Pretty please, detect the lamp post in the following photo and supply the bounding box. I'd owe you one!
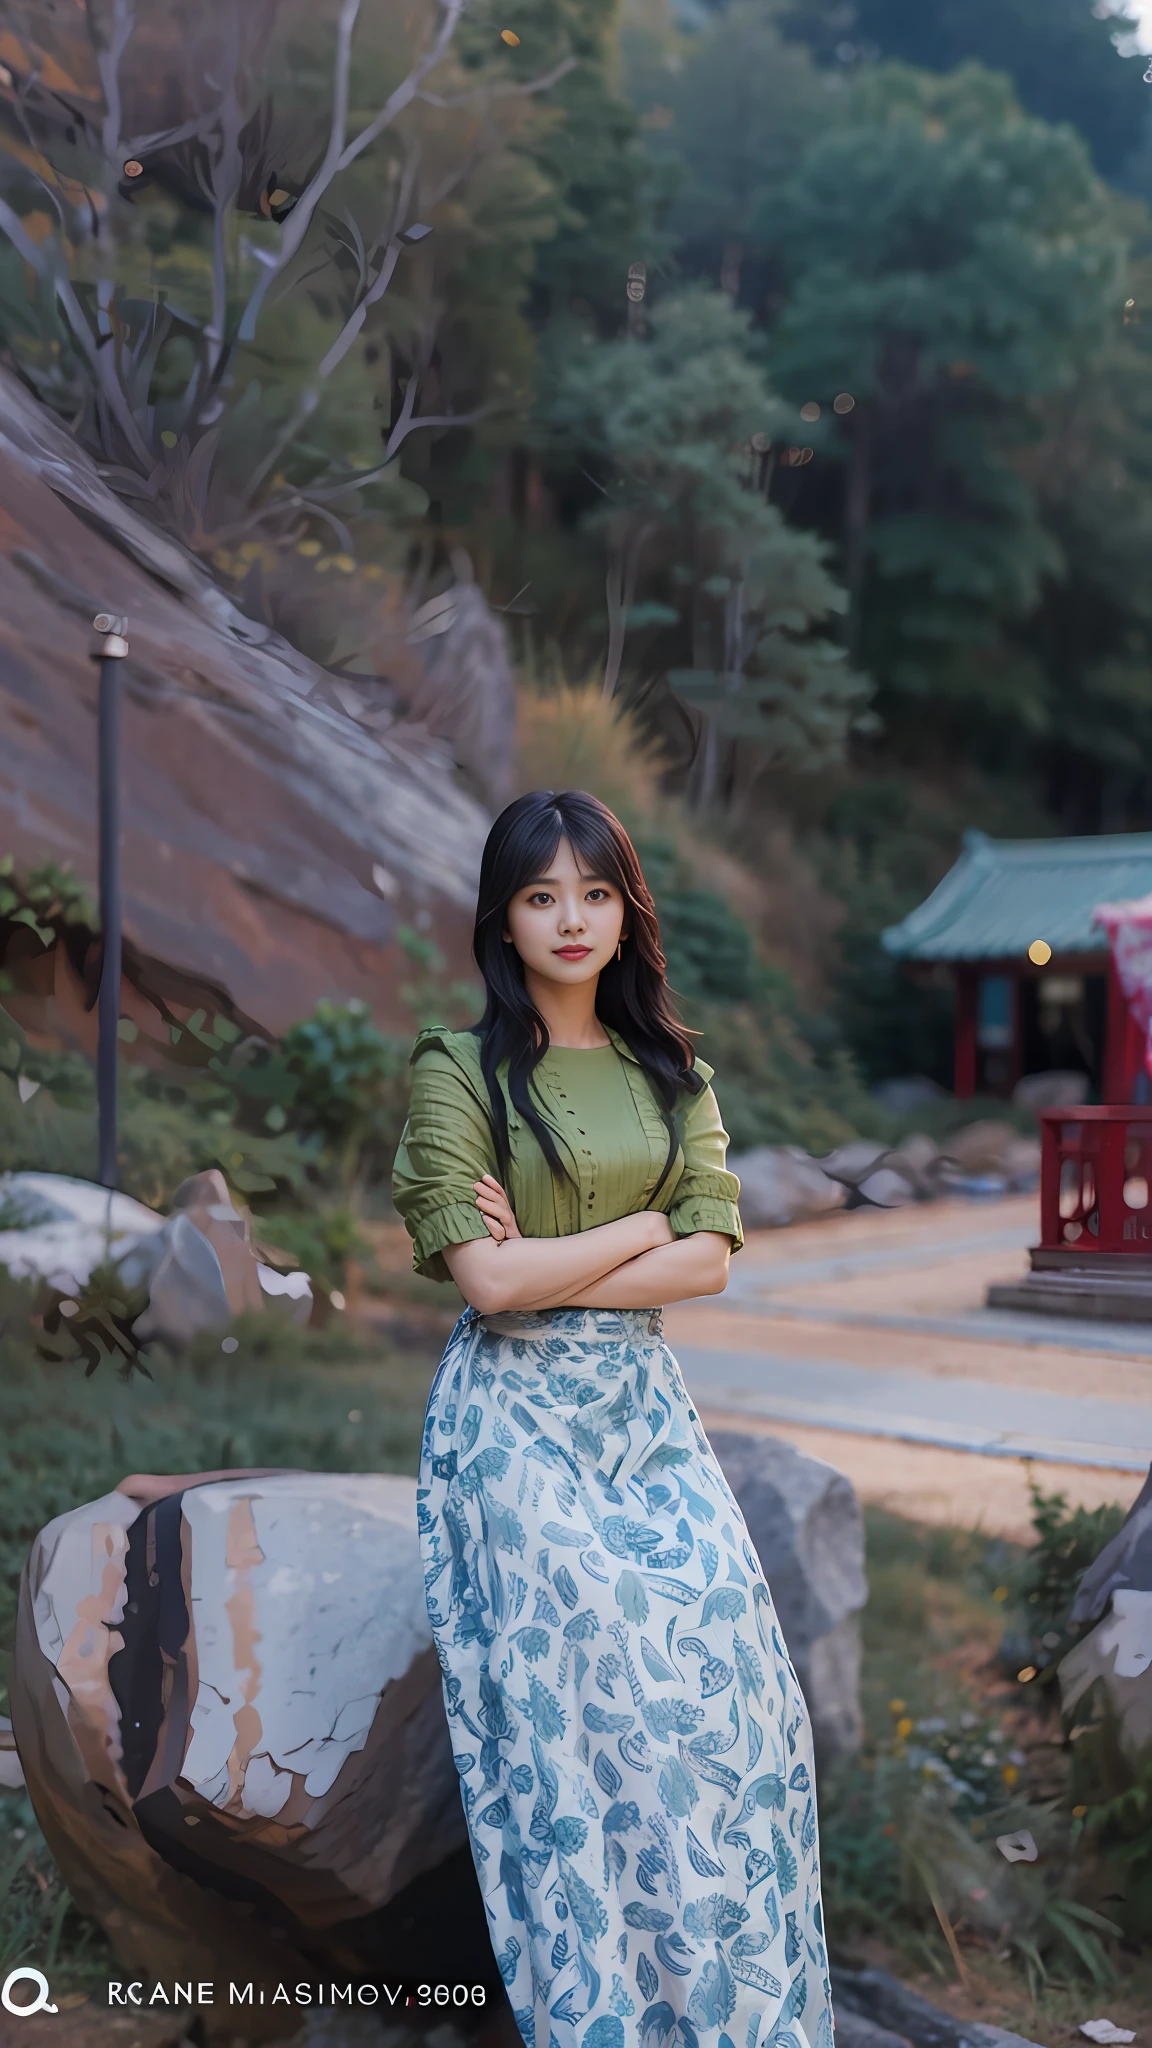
[90,611,129,1190]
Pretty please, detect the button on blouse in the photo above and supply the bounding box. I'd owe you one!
[392,1025,743,1283]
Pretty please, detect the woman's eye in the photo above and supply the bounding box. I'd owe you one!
[529,892,553,906]
[586,889,609,902]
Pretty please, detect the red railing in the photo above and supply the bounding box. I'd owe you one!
[1040,1106,1152,1254]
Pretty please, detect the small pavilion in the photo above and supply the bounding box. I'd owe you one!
[882,830,1152,1102]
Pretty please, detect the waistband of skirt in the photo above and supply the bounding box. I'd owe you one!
[473,1306,664,1343]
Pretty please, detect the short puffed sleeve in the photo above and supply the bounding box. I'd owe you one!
[667,1078,743,1251]
[392,1032,498,1281]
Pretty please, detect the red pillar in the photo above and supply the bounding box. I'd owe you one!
[955,966,977,1099]
[1103,953,1144,1104]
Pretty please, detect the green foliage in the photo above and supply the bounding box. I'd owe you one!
[766,62,1124,701]
[478,0,652,332]
[1020,1479,1129,1645]
[544,286,867,762]
[281,998,411,1189]
[811,777,968,1084]
[635,829,879,1150]
[782,0,1147,180]
[637,833,760,1003]
[626,0,837,292]
[0,1788,112,1997]
[0,856,96,948]
[0,0,565,571]
[820,1501,1147,2001]
[989,1476,1132,1709]
[254,1206,371,1293]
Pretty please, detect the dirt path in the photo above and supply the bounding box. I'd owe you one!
[666,1195,1149,1538]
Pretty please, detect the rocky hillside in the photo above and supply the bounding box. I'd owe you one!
[0,370,511,1046]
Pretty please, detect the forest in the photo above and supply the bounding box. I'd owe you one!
[1,0,1151,1131]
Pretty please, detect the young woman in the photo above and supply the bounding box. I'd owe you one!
[393,789,833,2048]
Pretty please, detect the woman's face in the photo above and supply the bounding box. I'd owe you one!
[504,834,626,989]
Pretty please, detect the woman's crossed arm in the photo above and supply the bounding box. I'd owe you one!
[443,1177,729,1312]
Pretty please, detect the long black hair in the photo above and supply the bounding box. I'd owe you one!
[472,788,703,1191]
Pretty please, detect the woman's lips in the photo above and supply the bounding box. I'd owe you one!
[554,945,592,960]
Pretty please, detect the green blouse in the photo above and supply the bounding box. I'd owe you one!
[392,1025,743,1282]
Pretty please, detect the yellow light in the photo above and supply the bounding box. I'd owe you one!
[501,28,521,43]
[1028,940,1052,966]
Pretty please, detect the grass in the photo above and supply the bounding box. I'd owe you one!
[819,1509,1152,2043]
[0,1290,436,1719]
[2,1301,1148,2036]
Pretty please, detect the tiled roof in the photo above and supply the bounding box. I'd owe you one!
[881,830,1152,962]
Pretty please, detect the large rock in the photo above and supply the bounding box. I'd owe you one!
[832,1967,1042,2048]
[9,1473,476,2038]
[729,1145,847,1228]
[942,1120,1039,1183]
[1012,1069,1090,1109]
[10,1439,868,2026]
[711,1431,867,1763]
[1059,1461,1152,1768]
[0,365,499,1043]
[0,1168,312,1343]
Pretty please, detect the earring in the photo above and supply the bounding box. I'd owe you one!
[616,940,623,962]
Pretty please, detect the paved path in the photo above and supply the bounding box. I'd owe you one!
[666,1197,1152,1477]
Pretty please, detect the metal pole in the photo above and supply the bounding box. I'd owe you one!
[90,612,129,1190]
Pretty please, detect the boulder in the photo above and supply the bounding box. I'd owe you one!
[1059,1461,1152,1768]
[818,1140,890,1188]
[0,1712,24,1789]
[870,1075,949,1114]
[935,1122,1041,1196]
[854,1165,918,1209]
[0,1168,312,1345]
[731,1146,847,1229]
[943,1120,1024,1176]
[0,1171,166,1292]
[9,1473,476,2037]
[832,1967,1042,2048]
[711,1431,867,1763]
[820,1139,938,1211]
[1013,1069,1090,1109]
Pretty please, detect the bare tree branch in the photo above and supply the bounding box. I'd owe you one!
[384,397,501,461]
[236,0,367,343]
[91,0,136,163]
[0,194,151,466]
[414,55,576,111]
[315,149,420,379]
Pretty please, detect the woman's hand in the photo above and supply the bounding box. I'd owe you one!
[474,1174,522,1244]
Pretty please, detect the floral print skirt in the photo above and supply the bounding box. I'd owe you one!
[418,1306,834,2048]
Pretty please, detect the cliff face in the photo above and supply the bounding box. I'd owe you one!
[0,370,506,1044]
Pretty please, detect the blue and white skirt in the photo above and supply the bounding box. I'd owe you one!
[417,1306,834,2048]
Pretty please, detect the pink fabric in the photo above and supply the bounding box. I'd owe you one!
[1095,893,1152,1078]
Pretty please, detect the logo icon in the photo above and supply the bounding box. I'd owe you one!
[2,1968,58,2017]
